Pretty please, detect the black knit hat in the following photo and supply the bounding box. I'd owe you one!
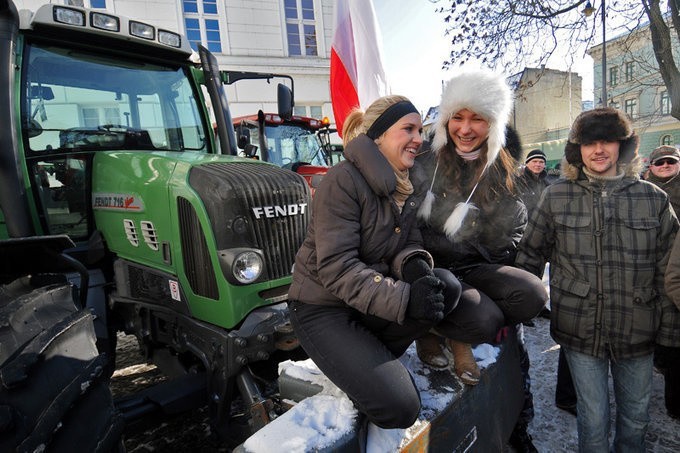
[525,149,547,164]
[564,108,639,165]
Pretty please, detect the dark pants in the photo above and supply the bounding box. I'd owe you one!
[434,264,548,343]
[556,348,577,407]
[288,269,462,429]
[436,264,546,435]
[655,345,680,418]
[516,324,535,426]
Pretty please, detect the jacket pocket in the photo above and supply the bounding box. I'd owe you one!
[553,214,591,256]
[550,274,594,340]
[627,286,660,346]
[620,217,659,262]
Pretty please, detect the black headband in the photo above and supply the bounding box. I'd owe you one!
[366,100,419,139]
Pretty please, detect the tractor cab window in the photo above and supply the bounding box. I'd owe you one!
[263,124,326,168]
[23,45,208,154]
[32,156,89,238]
[21,42,210,239]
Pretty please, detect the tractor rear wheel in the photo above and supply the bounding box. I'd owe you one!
[0,277,124,452]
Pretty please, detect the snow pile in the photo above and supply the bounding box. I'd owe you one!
[242,341,500,452]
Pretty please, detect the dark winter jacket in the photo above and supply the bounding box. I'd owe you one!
[288,134,432,324]
[662,234,680,348]
[417,151,527,274]
[644,172,680,216]
[516,159,679,357]
[517,167,557,214]
[647,173,680,348]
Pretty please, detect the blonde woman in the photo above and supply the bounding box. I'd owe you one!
[288,95,462,429]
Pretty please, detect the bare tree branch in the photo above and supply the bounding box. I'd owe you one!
[434,0,680,121]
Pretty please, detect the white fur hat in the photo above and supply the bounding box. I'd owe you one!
[431,69,513,167]
[418,69,513,239]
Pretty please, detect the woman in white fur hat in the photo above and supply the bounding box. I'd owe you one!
[415,69,547,386]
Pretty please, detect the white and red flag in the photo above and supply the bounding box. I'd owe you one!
[330,0,389,137]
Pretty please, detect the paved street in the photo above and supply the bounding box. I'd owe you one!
[522,316,680,452]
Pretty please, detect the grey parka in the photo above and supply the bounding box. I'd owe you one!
[288,134,432,324]
[516,159,679,358]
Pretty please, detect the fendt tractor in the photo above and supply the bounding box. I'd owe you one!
[0,2,525,452]
[0,0,311,450]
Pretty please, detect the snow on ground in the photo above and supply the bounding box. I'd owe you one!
[241,343,499,453]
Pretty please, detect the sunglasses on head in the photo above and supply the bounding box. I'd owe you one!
[652,158,679,167]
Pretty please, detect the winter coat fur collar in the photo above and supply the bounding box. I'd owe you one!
[560,156,643,182]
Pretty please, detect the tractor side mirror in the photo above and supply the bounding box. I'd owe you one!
[236,125,250,150]
[29,85,55,101]
[277,83,293,121]
[236,125,258,158]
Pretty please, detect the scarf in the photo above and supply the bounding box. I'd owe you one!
[392,167,413,213]
[456,147,482,161]
[583,167,624,192]
[646,172,679,188]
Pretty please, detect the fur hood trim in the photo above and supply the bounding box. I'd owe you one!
[431,69,513,168]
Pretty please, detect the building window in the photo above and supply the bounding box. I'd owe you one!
[204,19,221,52]
[82,106,120,127]
[661,90,671,115]
[294,105,323,118]
[203,0,218,14]
[610,67,618,87]
[624,99,637,118]
[65,0,106,7]
[624,62,634,82]
[661,135,673,146]
[183,0,222,53]
[184,0,198,13]
[284,0,318,56]
[310,106,323,119]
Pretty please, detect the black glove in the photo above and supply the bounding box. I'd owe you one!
[402,257,433,283]
[407,275,446,322]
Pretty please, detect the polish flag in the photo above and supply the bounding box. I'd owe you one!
[330,0,389,137]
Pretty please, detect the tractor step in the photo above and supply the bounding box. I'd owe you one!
[114,372,207,435]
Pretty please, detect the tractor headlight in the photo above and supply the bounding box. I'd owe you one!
[219,248,264,284]
[233,251,263,284]
[91,12,119,31]
[53,6,85,26]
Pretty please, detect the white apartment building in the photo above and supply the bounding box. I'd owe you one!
[13,0,334,120]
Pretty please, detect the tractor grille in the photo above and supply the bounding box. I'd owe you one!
[177,196,219,299]
[188,162,310,282]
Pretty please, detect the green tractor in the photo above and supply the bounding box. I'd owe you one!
[0,1,310,450]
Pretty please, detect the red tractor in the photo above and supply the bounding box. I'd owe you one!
[232,111,336,195]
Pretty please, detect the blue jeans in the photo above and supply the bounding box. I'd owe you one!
[563,348,653,453]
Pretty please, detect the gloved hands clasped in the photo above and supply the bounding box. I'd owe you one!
[407,275,446,322]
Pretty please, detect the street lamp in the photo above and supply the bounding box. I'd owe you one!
[583,1,607,107]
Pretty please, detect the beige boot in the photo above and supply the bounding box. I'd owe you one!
[447,339,480,385]
[416,333,449,368]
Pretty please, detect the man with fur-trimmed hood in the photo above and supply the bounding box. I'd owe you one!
[516,108,679,452]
